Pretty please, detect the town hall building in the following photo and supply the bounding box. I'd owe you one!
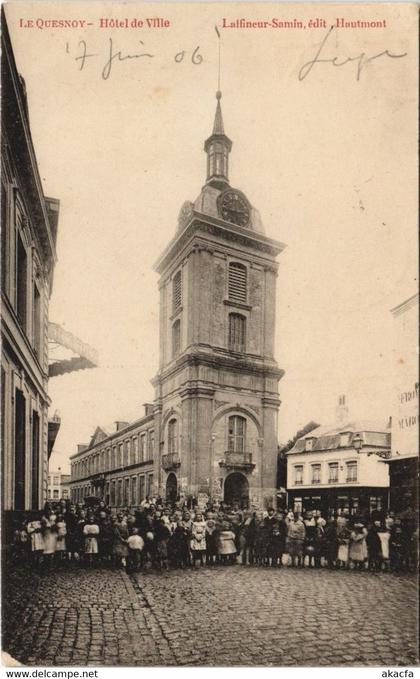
[70,90,285,509]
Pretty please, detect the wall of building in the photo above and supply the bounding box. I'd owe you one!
[1,17,58,512]
[47,471,70,501]
[391,293,419,457]
[287,447,390,491]
[70,415,156,506]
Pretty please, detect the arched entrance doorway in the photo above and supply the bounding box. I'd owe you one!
[224,473,249,508]
[166,473,178,504]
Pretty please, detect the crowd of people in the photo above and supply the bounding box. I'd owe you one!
[11,497,418,574]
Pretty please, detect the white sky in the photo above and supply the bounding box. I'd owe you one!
[5,2,418,473]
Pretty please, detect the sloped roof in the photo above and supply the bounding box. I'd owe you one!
[89,426,112,447]
[288,420,391,455]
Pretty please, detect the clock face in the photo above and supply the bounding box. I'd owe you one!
[218,190,250,227]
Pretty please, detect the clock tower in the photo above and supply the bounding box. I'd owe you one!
[152,91,285,509]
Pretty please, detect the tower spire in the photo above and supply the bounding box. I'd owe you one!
[203,27,232,189]
[212,90,225,135]
[204,92,232,188]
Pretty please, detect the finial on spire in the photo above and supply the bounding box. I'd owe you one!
[215,25,221,92]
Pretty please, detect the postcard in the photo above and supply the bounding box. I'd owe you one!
[1,0,418,671]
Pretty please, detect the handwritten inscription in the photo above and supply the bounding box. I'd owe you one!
[298,25,407,81]
[67,39,203,80]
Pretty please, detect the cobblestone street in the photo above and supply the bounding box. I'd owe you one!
[3,564,418,667]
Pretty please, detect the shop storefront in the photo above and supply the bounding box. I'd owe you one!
[288,487,389,517]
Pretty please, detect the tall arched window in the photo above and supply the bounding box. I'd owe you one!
[228,313,246,352]
[228,415,246,453]
[172,319,181,357]
[228,262,247,304]
[168,419,178,454]
[172,270,182,312]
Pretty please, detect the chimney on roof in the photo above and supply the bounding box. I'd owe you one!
[77,444,88,454]
[336,394,349,425]
[115,421,129,432]
[144,403,154,417]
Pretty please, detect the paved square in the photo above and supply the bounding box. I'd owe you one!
[3,564,418,666]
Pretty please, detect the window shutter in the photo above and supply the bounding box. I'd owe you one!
[173,271,182,312]
[228,262,247,304]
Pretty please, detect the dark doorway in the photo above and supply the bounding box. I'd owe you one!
[31,410,40,509]
[14,388,26,510]
[166,473,178,504]
[224,472,249,508]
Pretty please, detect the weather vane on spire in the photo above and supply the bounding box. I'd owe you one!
[215,25,222,97]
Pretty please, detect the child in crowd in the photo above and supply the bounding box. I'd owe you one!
[190,512,207,568]
[217,522,237,564]
[83,516,100,567]
[205,516,218,566]
[127,527,144,573]
[27,515,44,568]
[349,523,368,570]
[55,514,67,564]
[337,524,351,569]
[155,519,171,571]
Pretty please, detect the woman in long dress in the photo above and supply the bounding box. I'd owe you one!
[286,513,306,568]
[111,513,129,569]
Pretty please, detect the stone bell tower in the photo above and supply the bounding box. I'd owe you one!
[152,91,285,509]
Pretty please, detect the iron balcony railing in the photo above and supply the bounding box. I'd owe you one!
[220,451,254,470]
[161,453,181,470]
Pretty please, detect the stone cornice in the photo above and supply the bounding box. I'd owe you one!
[262,396,282,409]
[180,385,216,400]
[153,214,285,275]
[153,348,284,387]
[70,459,154,482]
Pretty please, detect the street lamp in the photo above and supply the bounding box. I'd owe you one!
[353,433,363,452]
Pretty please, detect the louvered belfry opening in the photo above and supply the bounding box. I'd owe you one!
[173,270,182,313]
[228,262,247,304]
